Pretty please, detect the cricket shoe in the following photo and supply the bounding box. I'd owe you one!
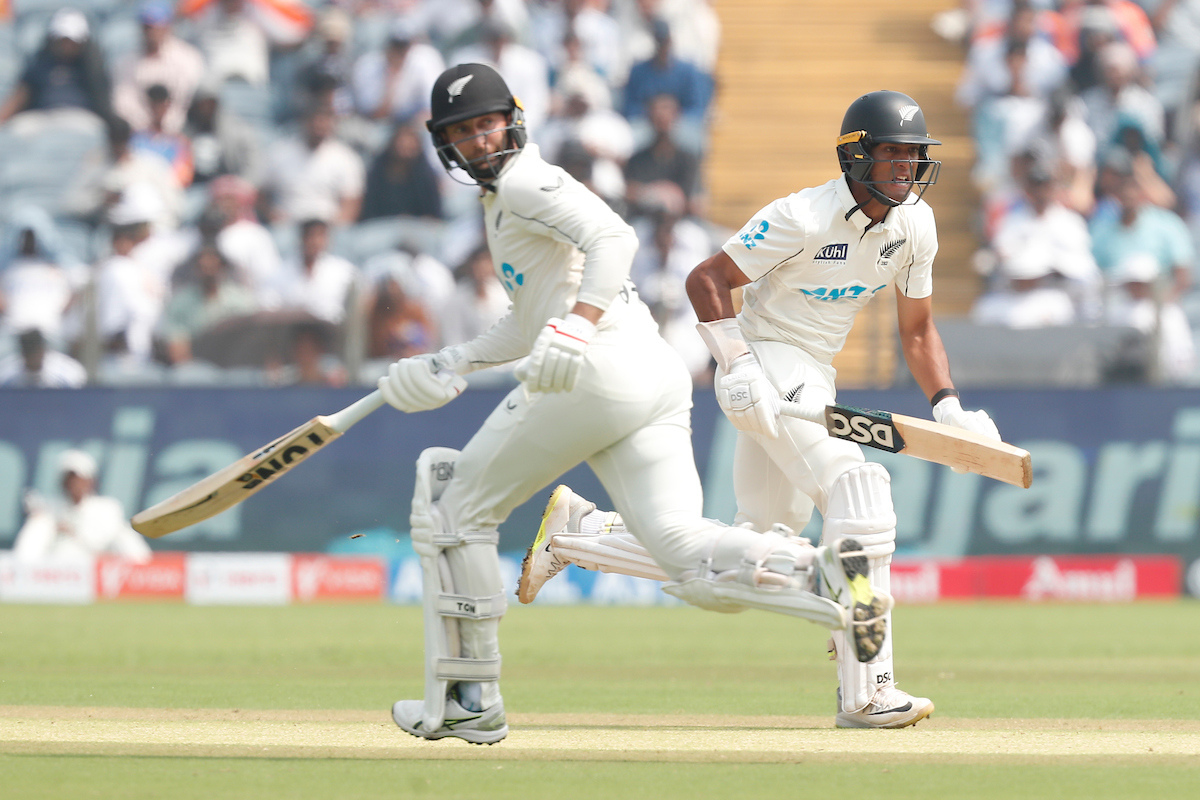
[835,686,934,729]
[391,697,508,744]
[517,485,595,603]
[818,540,893,662]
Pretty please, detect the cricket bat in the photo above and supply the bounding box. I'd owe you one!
[779,401,1032,488]
[132,390,387,537]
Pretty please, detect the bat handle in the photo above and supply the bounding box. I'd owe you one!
[326,390,387,433]
[778,399,827,425]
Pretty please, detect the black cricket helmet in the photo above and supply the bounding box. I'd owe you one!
[836,90,941,207]
[427,62,527,185]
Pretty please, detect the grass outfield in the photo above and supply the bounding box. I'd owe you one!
[1,601,1198,798]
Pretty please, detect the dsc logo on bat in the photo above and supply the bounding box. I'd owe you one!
[826,407,904,453]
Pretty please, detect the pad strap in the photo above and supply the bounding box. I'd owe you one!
[436,591,508,619]
[432,530,500,547]
[436,656,502,682]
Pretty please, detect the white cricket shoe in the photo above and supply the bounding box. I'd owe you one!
[818,540,893,662]
[517,485,595,603]
[391,697,508,744]
[836,686,934,729]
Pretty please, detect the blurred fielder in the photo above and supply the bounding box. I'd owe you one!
[521,90,1003,728]
[380,64,892,745]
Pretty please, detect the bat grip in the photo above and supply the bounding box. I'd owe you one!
[326,390,387,433]
[778,399,827,425]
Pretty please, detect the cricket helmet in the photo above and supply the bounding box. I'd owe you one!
[836,90,941,207]
[427,63,527,185]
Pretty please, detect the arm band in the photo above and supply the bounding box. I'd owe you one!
[930,388,960,408]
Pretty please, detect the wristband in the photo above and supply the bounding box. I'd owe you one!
[930,388,960,408]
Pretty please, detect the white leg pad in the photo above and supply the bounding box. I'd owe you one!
[411,447,506,731]
[821,463,898,713]
[549,531,671,582]
[660,525,847,628]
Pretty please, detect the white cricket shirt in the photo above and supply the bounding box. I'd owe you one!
[722,175,938,367]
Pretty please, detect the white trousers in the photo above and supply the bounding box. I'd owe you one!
[441,329,727,580]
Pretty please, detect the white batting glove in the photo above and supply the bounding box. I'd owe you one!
[377,356,468,413]
[933,396,1001,473]
[517,314,595,393]
[716,353,780,438]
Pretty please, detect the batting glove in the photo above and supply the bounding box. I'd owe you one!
[933,396,1001,473]
[377,356,468,413]
[716,353,780,438]
[518,314,595,393]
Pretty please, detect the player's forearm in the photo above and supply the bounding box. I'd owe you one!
[686,254,739,321]
[900,325,956,403]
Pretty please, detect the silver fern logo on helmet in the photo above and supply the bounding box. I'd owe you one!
[898,105,919,125]
[447,75,474,102]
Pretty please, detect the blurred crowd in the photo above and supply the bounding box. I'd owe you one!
[0,0,723,388]
[938,0,1200,383]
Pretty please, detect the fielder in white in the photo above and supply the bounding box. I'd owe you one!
[380,64,893,745]
[520,90,1003,729]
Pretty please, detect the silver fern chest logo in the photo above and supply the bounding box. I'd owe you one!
[447,75,473,102]
[878,238,906,266]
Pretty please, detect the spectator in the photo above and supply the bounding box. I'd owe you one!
[364,261,439,360]
[264,218,360,324]
[0,8,113,125]
[289,6,356,122]
[259,105,365,226]
[351,16,445,124]
[1052,0,1156,86]
[970,38,1053,193]
[955,0,1067,110]
[971,248,1078,328]
[64,116,184,231]
[620,18,712,129]
[987,158,1102,318]
[276,319,347,386]
[112,1,207,135]
[1080,40,1165,148]
[528,0,624,84]
[13,449,151,563]
[1035,89,1099,215]
[437,246,509,349]
[1090,150,1195,298]
[624,93,703,218]
[183,83,263,185]
[0,208,86,346]
[159,243,257,365]
[540,75,634,205]
[201,175,282,304]
[1105,252,1196,383]
[131,84,195,187]
[183,0,310,86]
[360,119,445,221]
[0,329,87,388]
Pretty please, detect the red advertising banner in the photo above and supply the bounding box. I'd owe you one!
[291,555,387,601]
[97,554,187,600]
[891,555,1182,603]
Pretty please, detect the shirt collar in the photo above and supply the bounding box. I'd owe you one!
[836,174,914,232]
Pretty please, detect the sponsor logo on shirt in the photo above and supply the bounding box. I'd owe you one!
[499,262,524,293]
[800,283,888,301]
[814,243,848,261]
[739,220,769,249]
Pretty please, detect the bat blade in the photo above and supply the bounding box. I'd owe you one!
[781,402,1032,488]
[131,416,342,537]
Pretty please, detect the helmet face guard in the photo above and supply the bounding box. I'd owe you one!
[837,130,941,206]
[430,102,527,185]
[427,63,528,186]
[836,90,942,208]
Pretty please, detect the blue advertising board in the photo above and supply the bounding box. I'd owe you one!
[2,386,1199,570]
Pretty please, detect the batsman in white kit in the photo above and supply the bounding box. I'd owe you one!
[520,90,1005,728]
[381,64,893,744]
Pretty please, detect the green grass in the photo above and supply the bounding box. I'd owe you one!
[2,601,1199,798]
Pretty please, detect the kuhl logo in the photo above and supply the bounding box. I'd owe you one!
[814,243,848,261]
